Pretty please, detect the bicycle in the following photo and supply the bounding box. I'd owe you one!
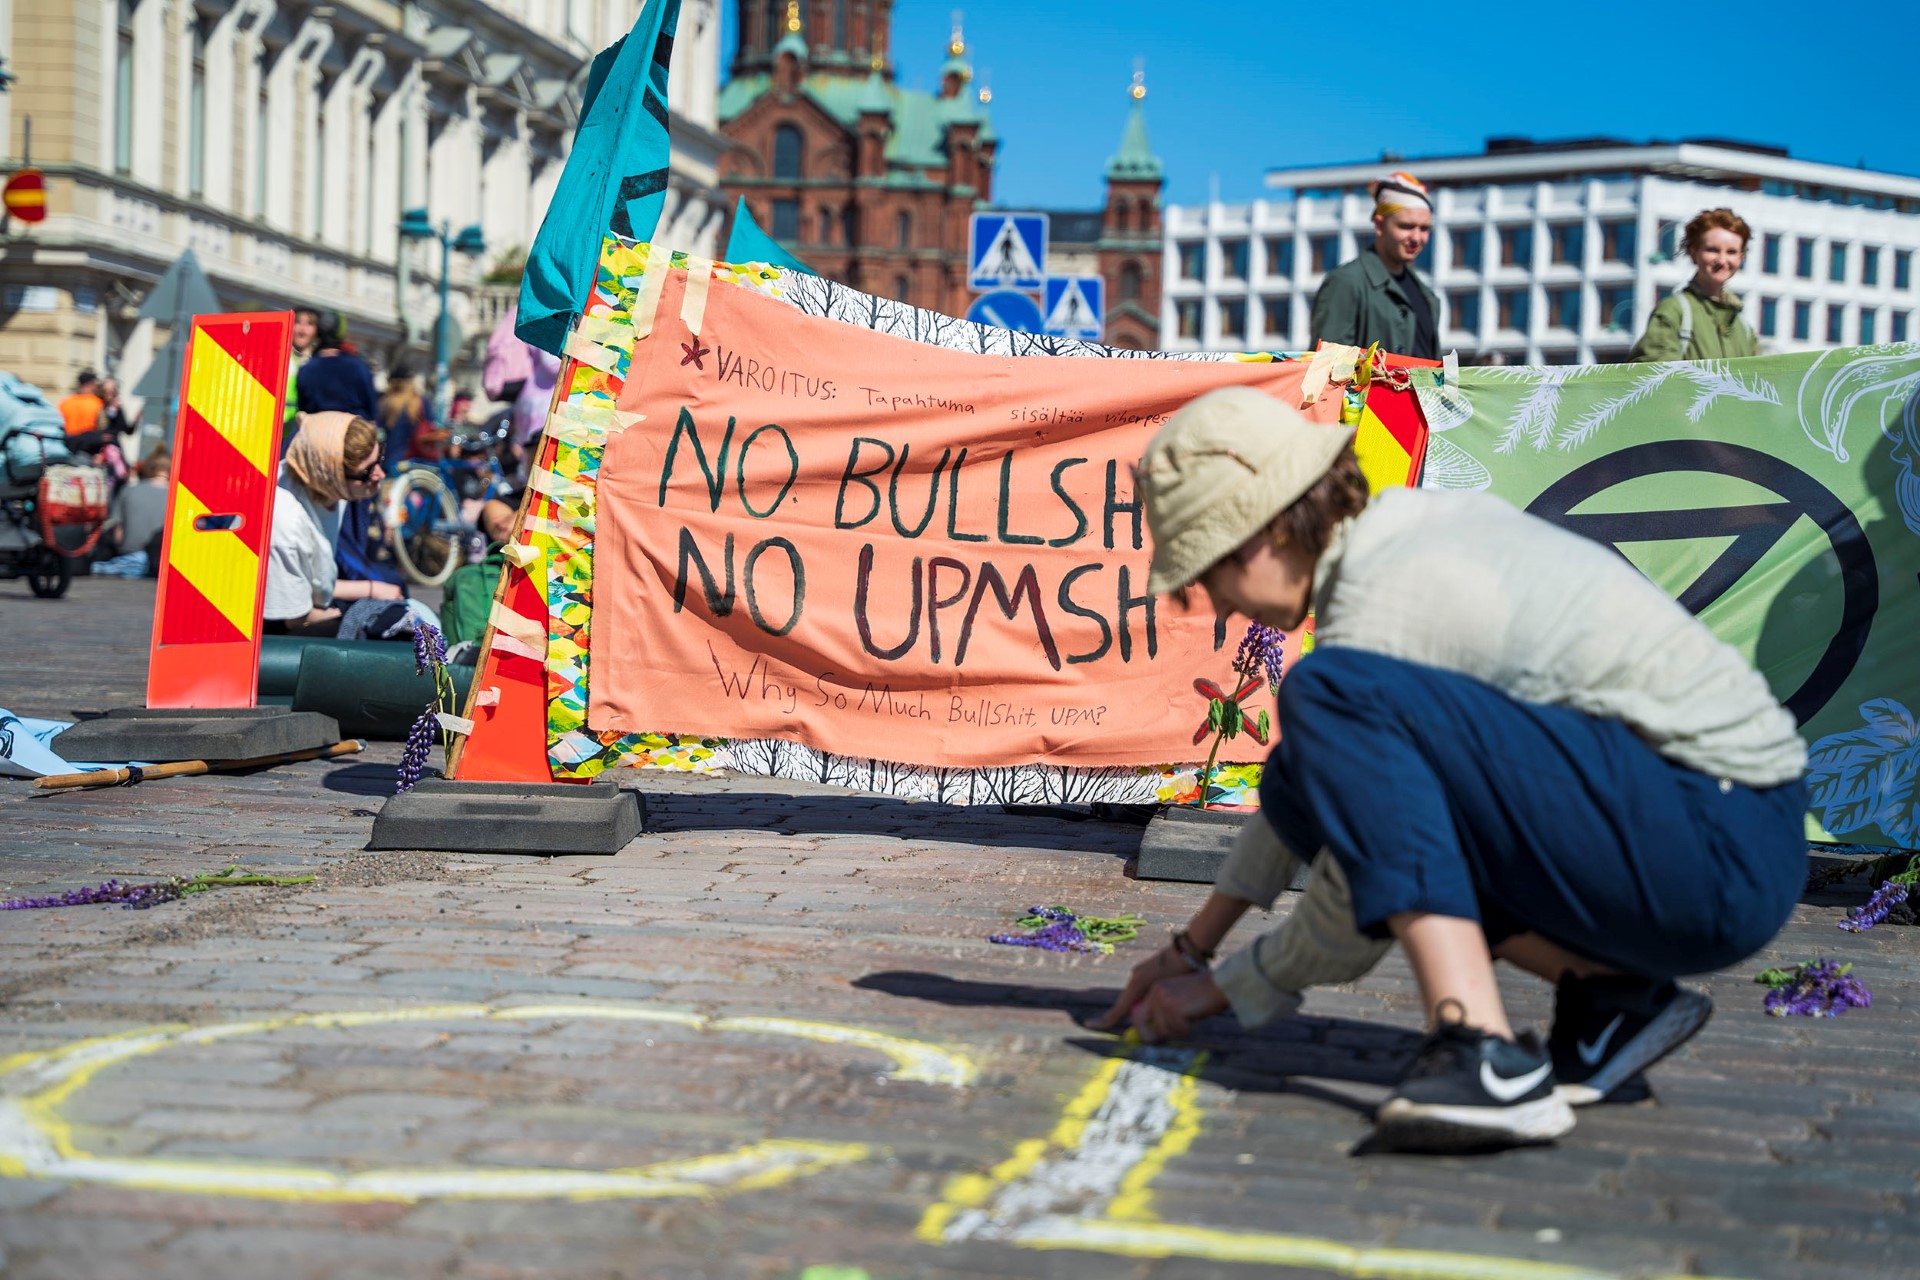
[380,463,464,587]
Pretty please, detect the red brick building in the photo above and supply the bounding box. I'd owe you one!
[717,2,1162,347]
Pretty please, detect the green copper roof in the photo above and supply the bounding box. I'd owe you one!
[773,29,808,62]
[856,68,890,114]
[719,72,975,170]
[1106,100,1163,181]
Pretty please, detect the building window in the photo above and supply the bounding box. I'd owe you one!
[1449,290,1480,332]
[1218,299,1246,343]
[1115,204,1131,233]
[1762,233,1781,274]
[1601,221,1635,264]
[1795,238,1814,279]
[771,198,799,241]
[254,83,269,218]
[1265,237,1294,276]
[893,274,911,303]
[772,124,804,180]
[763,0,780,49]
[1657,220,1682,261]
[817,207,835,244]
[115,0,137,175]
[1261,297,1287,343]
[896,211,911,250]
[1498,288,1530,331]
[1863,247,1880,287]
[1220,239,1248,280]
[1119,261,1142,301]
[1177,299,1201,339]
[1499,226,1533,268]
[1894,311,1910,342]
[1309,234,1338,274]
[833,0,847,46]
[188,15,207,198]
[1542,349,1579,366]
[1897,250,1913,290]
[1178,241,1204,280]
[1826,305,1845,344]
[1860,309,1876,344]
[311,111,326,238]
[1452,227,1483,272]
[1548,286,1580,330]
[1549,223,1583,265]
[841,206,858,245]
[1830,242,1849,283]
[1793,300,1811,340]
[1599,285,1633,331]
[1759,297,1778,337]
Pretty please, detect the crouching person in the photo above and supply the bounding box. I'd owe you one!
[1092,387,1808,1154]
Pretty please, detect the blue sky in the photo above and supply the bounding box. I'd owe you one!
[719,1,1915,210]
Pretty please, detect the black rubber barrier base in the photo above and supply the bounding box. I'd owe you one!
[368,778,646,854]
[52,707,343,765]
[1135,806,1309,891]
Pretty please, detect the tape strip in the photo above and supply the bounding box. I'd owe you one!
[564,333,620,374]
[488,603,545,647]
[528,466,595,506]
[575,314,632,348]
[679,256,715,334]
[474,687,502,707]
[611,410,645,433]
[1300,343,1363,407]
[629,243,675,340]
[501,542,542,570]
[435,711,476,736]
[542,413,597,449]
[491,631,545,663]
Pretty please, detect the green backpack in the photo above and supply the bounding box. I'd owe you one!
[440,545,508,645]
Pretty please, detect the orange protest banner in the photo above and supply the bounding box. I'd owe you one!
[586,272,1351,771]
[147,312,292,708]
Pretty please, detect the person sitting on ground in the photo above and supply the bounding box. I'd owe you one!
[1092,386,1807,1154]
[440,498,519,647]
[1307,171,1440,360]
[1630,208,1759,362]
[264,412,403,636]
[94,449,171,578]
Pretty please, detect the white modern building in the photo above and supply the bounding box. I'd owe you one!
[1161,138,1920,363]
[0,0,727,405]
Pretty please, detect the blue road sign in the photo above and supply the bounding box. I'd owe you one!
[969,213,1048,291]
[1043,275,1104,340]
[965,289,1044,334]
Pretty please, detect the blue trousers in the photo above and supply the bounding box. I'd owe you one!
[1258,648,1807,978]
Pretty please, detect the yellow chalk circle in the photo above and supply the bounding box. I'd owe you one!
[0,1001,975,1203]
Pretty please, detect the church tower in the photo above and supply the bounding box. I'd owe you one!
[1098,70,1164,349]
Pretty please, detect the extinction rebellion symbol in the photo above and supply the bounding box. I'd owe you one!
[1525,440,1878,726]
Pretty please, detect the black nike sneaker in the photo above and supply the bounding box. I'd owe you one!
[1374,1020,1575,1153]
[1548,974,1712,1106]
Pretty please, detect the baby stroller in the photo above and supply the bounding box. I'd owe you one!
[1,371,96,599]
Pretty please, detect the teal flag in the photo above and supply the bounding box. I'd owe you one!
[1423,349,1920,847]
[723,197,815,275]
[516,0,683,357]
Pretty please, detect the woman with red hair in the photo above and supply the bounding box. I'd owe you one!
[1631,208,1760,361]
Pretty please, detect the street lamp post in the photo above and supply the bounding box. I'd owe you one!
[398,208,486,412]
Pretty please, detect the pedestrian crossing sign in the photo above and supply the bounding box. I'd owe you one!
[1042,276,1104,339]
[969,213,1048,291]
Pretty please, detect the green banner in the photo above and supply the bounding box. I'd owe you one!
[1424,348,1920,849]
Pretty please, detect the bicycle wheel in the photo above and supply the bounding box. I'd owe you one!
[382,467,463,587]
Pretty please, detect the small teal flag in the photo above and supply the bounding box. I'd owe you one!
[723,197,815,275]
[516,0,683,357]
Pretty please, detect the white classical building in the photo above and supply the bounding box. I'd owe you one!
[0,0,726,404]
[1161,138,1920,363]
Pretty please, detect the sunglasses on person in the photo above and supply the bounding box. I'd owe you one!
[345,458,382,483]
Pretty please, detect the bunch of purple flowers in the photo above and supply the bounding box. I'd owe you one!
[1233,622,1286,694]
[1836,852,1918,933]
[1,865,316,912]
[397,621,455,795]
[1754,958,1873,1017]
[989,906,1145,956]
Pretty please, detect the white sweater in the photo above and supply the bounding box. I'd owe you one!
[1211,486,1806,1026]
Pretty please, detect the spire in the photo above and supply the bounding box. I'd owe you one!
[1106,65,1163,182]
[774,0,808,62]
[940,9,973,94]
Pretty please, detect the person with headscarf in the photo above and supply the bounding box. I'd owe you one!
[1308,170,1441,360]
[264,411,403,635]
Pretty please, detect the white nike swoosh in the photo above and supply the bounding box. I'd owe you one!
[1480,1058,1553,1103]
[1577,1015,1626,1067]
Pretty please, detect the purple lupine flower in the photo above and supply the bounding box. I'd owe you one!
[412,621,447,675]
[1761,958,1873,1017]
[2,876,186,910]
[1838,879,1910,933]
[1233,622,1286,693]
[395,707,437,794]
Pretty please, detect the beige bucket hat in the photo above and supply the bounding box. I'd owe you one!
[1138,386,1355,594]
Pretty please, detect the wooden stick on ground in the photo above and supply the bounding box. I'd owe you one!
[33,739,366,793]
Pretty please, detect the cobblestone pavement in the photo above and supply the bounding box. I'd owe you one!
[2,579,1917,1280]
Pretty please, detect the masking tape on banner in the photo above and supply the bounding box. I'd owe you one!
[542,413,596,449]
[1300,343,1363,407]
[501,542,542,571]
[491,631,545,662]
[528,467,595,507]
[629,243,675,339]
[680,256,715,334]
[564,334,620,374]
[435,711,476,736]
[474,687,501,707]
[488,602,546,647]
[611,410,645,433]
[522,513,588,542]
[556,401,620,430]
[575,314,633,348]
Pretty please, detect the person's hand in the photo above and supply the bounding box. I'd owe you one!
[372,581,404,601]
[1089,944,1191,1031]
[1129,971,1229,1044]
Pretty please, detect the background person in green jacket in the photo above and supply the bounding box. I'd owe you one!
[1630,208,1759,361]
[1307,170,1441,360]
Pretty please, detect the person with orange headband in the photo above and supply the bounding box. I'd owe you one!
[1308,170,1440,360]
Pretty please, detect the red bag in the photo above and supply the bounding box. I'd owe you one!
[39,464,112,557]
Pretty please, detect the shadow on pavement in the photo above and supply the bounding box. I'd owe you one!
[643,790,1147,856]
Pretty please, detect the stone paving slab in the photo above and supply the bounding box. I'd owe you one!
[4,577,1920,1280]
